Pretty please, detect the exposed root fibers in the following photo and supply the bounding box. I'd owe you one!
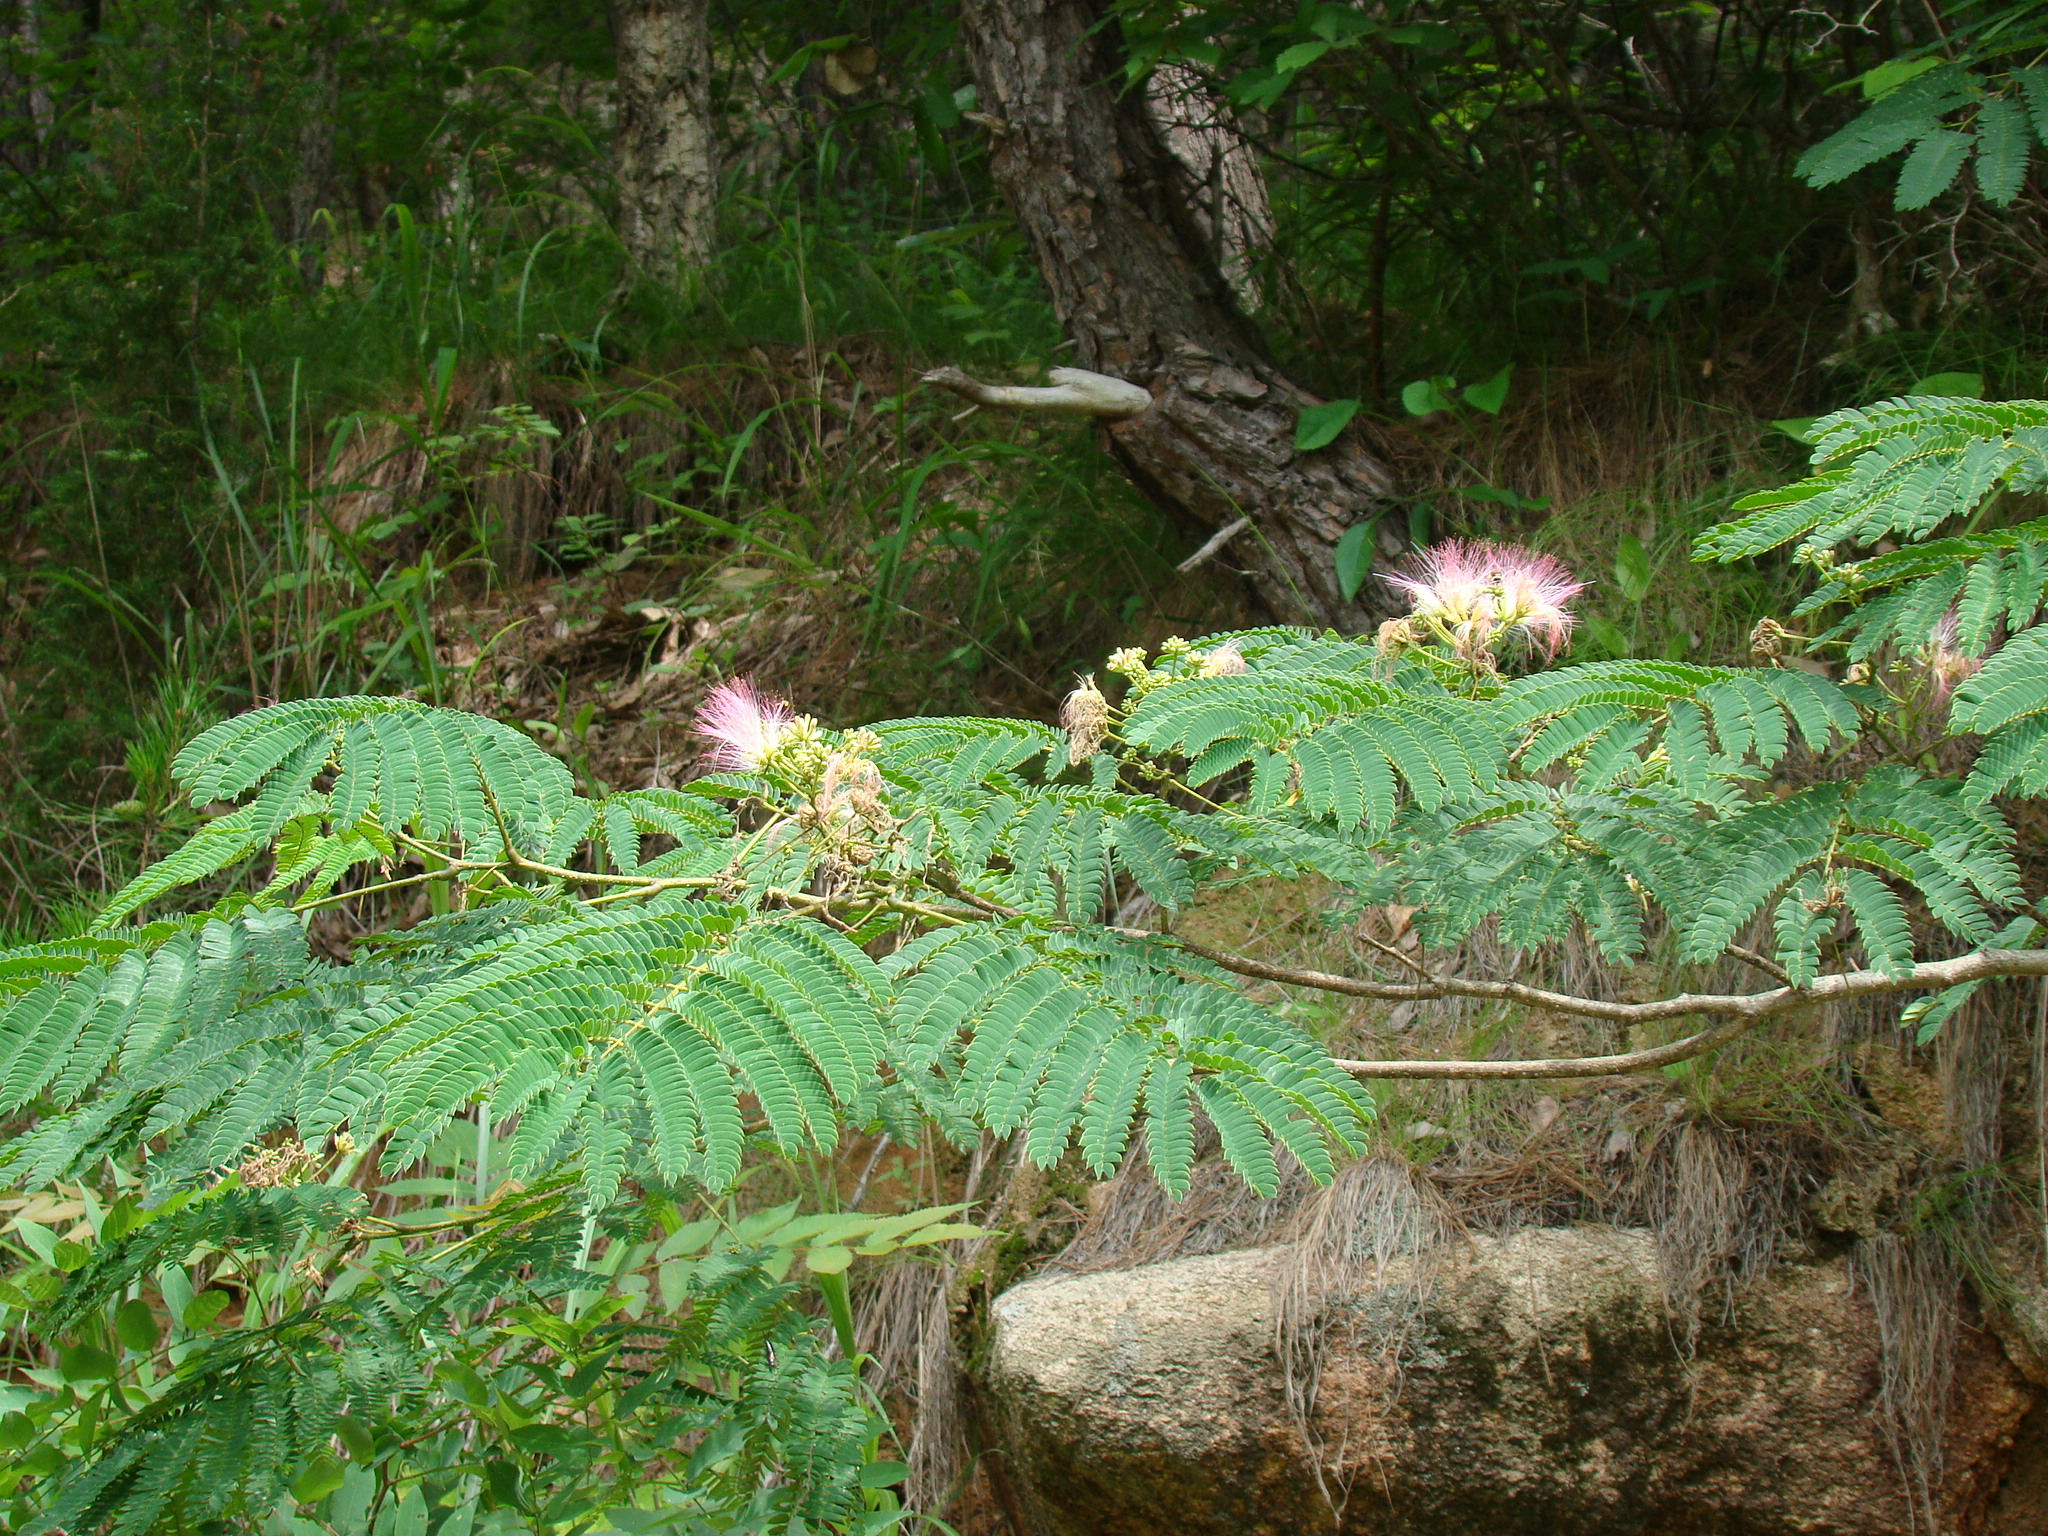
[1855,1231,1962,1535]
[1271,1156,1448,1519]
[1631,1119,1809,1348]
[1052,1130,1313,1274]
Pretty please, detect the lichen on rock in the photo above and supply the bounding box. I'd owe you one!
[988,1226,2043,1535]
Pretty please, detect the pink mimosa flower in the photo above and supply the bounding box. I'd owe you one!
[693,677,795,771]
[1384,540,1584,659]
[1490,546,1586,658]
[1924,611,1982,703]
[1384,539,1495,628]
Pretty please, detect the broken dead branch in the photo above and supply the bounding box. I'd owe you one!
[919,364,1152,419]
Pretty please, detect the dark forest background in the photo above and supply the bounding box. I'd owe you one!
[1,0,2042,933]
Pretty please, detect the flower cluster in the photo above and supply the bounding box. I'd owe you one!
[1383,540,1584,660]
[692,680,896,864]
[1749,617,1793,664]
[237,1141,319,1189]
[1059,638,1248,764]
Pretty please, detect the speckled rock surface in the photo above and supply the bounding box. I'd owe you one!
[988,1226,2043,1535]
[1983,1239,2048,1388]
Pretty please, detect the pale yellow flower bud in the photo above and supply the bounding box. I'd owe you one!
[1107,647,1150,681]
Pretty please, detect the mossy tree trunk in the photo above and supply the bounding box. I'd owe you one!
[953,0,1396,630]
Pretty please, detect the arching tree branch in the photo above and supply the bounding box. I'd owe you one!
[1163,934,2048,1079]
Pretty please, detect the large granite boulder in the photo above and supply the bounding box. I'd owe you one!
[987,1226,2044,1535]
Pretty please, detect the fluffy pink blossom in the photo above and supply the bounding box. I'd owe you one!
[692,677,794,771]
[1490,546,1585,657]
[1384,540,1494,627]
[1924,611,1982,703]
[1384,540,1584,658]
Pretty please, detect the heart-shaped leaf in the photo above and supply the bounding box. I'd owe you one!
[1400,377,1456,417]
[1461,365,1512,415]
[1295,397,1361,452]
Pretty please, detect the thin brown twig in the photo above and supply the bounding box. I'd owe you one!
[1351,925,1433,980]
[1725,943,1795,987]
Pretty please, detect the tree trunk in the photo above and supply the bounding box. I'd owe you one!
[285,0,346,292]
[4,2,51,172]
[1145,62,1271,313]
[953,0,1396,631]
[607,0,715,280]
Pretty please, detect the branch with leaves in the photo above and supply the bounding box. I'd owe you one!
[4,390,2048,1532]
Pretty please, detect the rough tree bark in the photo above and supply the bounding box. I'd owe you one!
[284,0,347,291]
[607,0,716,280]
[1145,62,1272,312]
[951,0,1396,630]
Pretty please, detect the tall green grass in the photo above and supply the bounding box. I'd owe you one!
[0,162,1189,932]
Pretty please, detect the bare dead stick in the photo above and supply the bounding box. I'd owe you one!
[920,364,1152,419]
[1176,516,1252,572]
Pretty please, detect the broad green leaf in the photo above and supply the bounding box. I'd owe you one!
[1384,21,1456,48]
[1295,397,1361,451]
[291,1455,349,1505]
[57,1343,116,1381]
[114,1297,158,1352]
[49,1239,90,1272]
[1401,377,1456,417]
[1334,520,1376,602]
[1461,365,1512,415]
[335,1415,376,1465]
[1861,56,1943,99]
[1906,371,1984,398]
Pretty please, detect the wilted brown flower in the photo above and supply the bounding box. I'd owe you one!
[1749,617,1792,664]
[238,1141,319,1189]
[1060,676,1111,765]
[1198,644,1247,677]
